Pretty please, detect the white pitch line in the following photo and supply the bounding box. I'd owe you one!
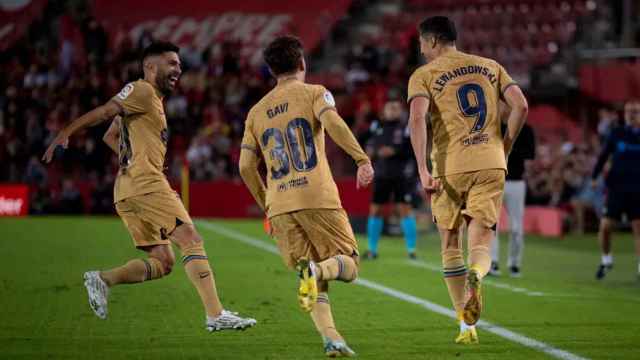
[403,260,548,297]
[197,221,588,360]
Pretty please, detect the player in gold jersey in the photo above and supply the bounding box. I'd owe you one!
[407,17,528,344]
[239,36,374,357]
[43,42,256,332]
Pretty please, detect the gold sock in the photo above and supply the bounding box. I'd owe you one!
[469,245,491,279]
[317,255,358,282]
[442,248,467,314]
[100,258,164,286]
[182,244,223,317]
[310,292,342,341]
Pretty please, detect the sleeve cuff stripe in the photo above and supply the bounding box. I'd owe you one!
[318,106,336,118]
[407,93,431,104]
[241,144,258,153]
[501,82,518,95]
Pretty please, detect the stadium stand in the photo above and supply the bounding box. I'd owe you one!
[0,0,637,233]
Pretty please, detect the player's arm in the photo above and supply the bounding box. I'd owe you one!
[238,118,267,211]
[42,99,122,163]
[239,149,267,211]
[408,97,439,193]
[321,110,369,165]
[319,110,374,188]
[103,116,121,154]
[502,85,529,157]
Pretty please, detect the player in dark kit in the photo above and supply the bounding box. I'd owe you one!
[592,99,640,280]
[364,97,418,259]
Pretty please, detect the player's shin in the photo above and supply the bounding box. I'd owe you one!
[100,258,165,286]
[467,222,494,278]
[310,282,342,342]
[316,255,358,282]
[442,248,467,316]
[181,244,224,317]
[469,244,491,279]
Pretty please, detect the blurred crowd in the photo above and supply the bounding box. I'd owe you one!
[0,0,626,231]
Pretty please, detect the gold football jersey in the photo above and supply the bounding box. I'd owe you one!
[241,79,352,217]
[112,79,172,202]
[408,50,515,177]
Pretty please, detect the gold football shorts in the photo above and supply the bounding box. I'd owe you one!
[431,169,505,230]
[270,208,359,269]
[115,191,193,248]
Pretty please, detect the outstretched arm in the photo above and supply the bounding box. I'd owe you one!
[43,100,122,163]
[103,116,122,154]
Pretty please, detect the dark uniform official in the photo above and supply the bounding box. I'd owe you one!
[364,98,417,259]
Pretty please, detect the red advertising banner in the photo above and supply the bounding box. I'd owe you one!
[0,184,29,216]
[189,179,370,218]
[0,0,47,51]
[93,0,352,64]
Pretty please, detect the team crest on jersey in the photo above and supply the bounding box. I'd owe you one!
[117,83,134,100]
[323,91,335,107]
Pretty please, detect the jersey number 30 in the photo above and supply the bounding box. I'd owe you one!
[456,83,487,133]
[262,118,318,180]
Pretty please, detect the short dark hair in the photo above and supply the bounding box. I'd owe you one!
[418,16,457,43]
[142,41,180,61]
[263,35,304,76]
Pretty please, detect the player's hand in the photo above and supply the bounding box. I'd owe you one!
[356,163,374,189]
[42,131,69,163]
[377,146,395,158]
[419,171,441,197]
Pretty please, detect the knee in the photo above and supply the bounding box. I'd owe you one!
[600,219,613,233]
[151,252,175,275]
[173,226,203,250]
[398,204,412,218]
[347,265,359,282]
[341,268,358,282]
[337,255,358,282]
[163,256,175,274]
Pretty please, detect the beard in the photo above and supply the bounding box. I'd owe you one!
[157,70,178,95]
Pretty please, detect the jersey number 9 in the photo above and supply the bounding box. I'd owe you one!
[456,83,487,133]
[262,118,318,180]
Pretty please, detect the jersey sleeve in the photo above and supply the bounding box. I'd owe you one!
[320,110,370,166]
[112,81,152,115]
[239,113,266,211]
[312,86,337,119]
[497,63,517,98]
[240,114,259,154]
[407,69,431,104]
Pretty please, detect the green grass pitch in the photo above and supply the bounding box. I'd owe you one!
[1,217,639,359]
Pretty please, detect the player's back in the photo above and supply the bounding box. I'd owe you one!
[408,50,515,177]
[246,79,341,217]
